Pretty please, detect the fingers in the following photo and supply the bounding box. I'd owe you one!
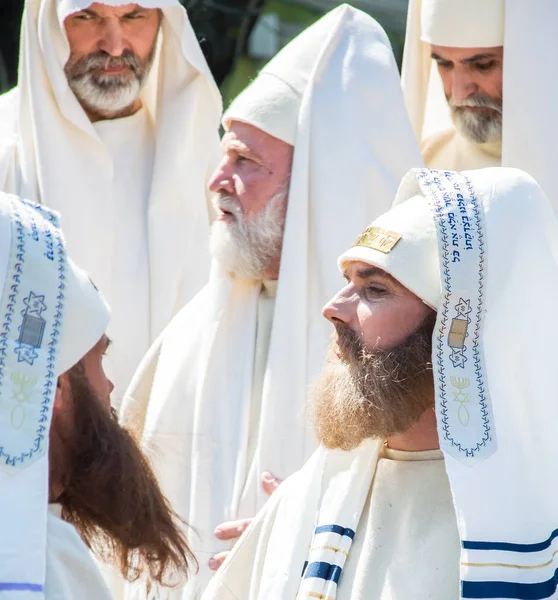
[208,551,230,571]
[261,471,281,496]
[214,518,253,541]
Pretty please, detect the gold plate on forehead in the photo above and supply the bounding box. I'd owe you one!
[353,227,402,254]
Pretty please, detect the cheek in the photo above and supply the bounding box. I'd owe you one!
[234,169,274,215]
[358,298,430,349]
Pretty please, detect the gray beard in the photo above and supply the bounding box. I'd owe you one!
[449,93,503,144]
[210,188,288,280]
[311,312,436,451]
[64,46,156,116]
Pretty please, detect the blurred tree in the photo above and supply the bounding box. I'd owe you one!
[0,0,24,91]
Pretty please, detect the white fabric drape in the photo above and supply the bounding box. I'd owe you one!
[0,0,222,396]
[401,0,558,207]
[120,5,423,598]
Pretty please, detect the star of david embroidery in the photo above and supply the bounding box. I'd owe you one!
[15,344,39,366]
[450,348,467,369]
[23,292,47,317]
[455,298,472,319]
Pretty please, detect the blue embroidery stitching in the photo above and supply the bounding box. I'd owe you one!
[417,169,492,458]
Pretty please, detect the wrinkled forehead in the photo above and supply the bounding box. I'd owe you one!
[57,0,178,20]
[223,120,294,164]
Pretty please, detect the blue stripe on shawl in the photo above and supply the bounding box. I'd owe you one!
[304,561,343,584]
[314,525,355,539]
[462,569,558,599]
[0,583,43,592]
[463,529,558,553]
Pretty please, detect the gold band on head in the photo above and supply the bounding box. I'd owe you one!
[353,226,401,254]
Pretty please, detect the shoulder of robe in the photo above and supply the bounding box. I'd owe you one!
[0,87,19,140]
[420,127,458,166]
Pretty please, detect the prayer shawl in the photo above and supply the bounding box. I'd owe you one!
[205,167,558,600]
[0,0,222,396]
[0,191,110,600]
[120,5,423,598]
[401,0,558,207]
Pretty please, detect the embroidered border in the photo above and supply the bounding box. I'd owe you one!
[0,198,66,468]
[416,169,494,462]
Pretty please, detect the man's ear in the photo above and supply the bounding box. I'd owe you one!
[54,372,73,413]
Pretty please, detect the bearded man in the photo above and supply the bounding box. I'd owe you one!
[119,5,423,598]
[401,0,558,204]
[0,192,194,599]
[202,166,558,600]
[0,0,222,400]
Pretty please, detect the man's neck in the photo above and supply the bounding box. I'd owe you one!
[84,99,143,124]
[386,408,439,452]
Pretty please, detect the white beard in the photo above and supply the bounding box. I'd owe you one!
[210,189,288,280]
[70,73,142,114]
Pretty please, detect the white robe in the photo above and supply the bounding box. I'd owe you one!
[421,127,501,171]
[46,505,112,600]
[202,447,460,600]
[121,279,280,600]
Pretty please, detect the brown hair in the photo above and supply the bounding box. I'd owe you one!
[54,362,196,588]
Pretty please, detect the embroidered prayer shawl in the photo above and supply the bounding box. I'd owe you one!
[205,168,558,600]
[401,0,558,207]
[0,193,110,600]
[120,6,423,598]
[0,0,222,395]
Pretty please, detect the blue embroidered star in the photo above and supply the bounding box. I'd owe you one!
[449,348,467,369]
[15,344,39,366]
[455,298,472,319]
[24,292,46,317]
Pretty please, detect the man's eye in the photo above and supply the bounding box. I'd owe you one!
[125,12,145,19]
[475,61,496,72]
[364,285,388,299]
[236,156,251,165]
[74,13,93,20]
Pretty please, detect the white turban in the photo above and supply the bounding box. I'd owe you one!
[0,193,109,599]
[420,0,505,47]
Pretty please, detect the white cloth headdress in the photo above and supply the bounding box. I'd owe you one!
[0,0,222,396]
[401,0,558,207]
[120,5,423,597]
[0,193,110,599]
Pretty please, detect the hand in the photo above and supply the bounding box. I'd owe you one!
[208,472,282,571]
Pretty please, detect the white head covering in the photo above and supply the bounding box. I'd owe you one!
[120,5,423,597]
[0,0,221,395]
[0,193,109,599]
[401,0,558,209]
[269,167,558,600]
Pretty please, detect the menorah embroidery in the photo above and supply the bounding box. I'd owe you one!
[10,372,38,429]
[450,376,471,426]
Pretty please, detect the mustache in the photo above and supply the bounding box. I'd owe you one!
[66,50,144,79]
[213,194,243,219]
[449,92,502,114]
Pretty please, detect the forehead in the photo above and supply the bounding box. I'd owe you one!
[430,44,503,61]
[224,120,293,161]
[79,2,147,14]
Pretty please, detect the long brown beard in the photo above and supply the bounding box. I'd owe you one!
[54,363,195,587]
[312,311,436,451]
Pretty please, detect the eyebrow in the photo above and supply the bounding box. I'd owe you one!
[222,139,263,162]
[431,52,498,64]
[344,266,397,283]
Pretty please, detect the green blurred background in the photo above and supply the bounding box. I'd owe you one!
[0,0,409,104]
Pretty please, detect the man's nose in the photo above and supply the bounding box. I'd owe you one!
[322,291,352,325]
[451,70,477,104]
[99,21,126,57]
[208,161,235,195]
